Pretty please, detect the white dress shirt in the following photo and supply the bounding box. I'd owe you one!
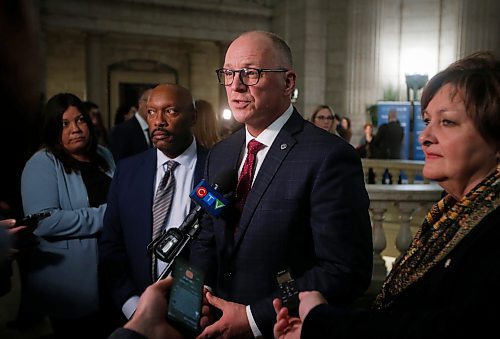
[240,105,294,338]
[122,137,198,319]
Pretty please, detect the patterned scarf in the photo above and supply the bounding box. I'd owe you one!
[373,166,500,310]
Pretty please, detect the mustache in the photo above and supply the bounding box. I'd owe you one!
[151,127,171,136]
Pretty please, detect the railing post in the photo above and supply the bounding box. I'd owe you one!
[365,184,443,300]
[370,201,388,285]
[395,201,417,259]
[372,168,385,184]
[406,170,416,184]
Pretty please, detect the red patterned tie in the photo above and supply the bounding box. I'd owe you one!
[235,139,265,213]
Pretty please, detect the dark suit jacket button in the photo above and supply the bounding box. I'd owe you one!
[224,271,233,279]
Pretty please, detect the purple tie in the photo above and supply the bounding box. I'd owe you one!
[235,139,264,213]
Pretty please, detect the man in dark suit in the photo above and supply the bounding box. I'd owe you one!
[109,88,153,161]
[371,109,404,159]
[99,83,207,322]
[190,31,373,338]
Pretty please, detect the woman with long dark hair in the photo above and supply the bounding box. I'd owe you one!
[21,93,115,338]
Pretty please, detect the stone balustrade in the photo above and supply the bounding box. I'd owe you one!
[362,159,430,184]
[365,184,442,293]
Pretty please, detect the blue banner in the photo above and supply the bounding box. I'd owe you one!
[413,102,425,160]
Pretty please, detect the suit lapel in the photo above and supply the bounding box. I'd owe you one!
[135,149,157,249]
[188,144,209,210]
[132,116,149,149]
[214,130,245,254]
[227,129,246,169]
[233,110,304,248]
[194,144,208,183]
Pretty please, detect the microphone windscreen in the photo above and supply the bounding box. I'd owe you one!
[212,168,237,194]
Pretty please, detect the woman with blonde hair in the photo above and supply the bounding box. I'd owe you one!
[310,105,339,134]
[193,99,221,149]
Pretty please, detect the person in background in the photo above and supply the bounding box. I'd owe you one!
[113,103,137,126]
[193,99,221,148]
[0,219,26,260]
[310,105,340,134]
[191,30,372,338]
[337,116,352,143]
[83,101,109,147]
[0,0,40,225]
[356,123,374,158]
[0,218,27,297]
[273,51,500,339]
[109,89,152,161]
[21,93,115,339]
[371,109,404,159]
[99,83,207,325]
[0,1,45,330]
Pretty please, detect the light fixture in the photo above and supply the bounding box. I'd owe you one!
[222,108,232,120]
[405,74,428,102]
[291,88,299,103]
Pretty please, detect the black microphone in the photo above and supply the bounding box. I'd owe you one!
[151,168,237,280]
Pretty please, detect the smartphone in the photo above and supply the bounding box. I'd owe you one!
[16,212,51,229]
[167,257,204,333]
[276,269,300,317]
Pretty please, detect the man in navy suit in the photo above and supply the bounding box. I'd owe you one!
[99,83,208,322]
[371,109,405,159]
[190,31,373,338]
[109,88,153,162]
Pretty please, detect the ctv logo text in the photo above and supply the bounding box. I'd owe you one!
[195,186,226,210]
[190,180,230,217]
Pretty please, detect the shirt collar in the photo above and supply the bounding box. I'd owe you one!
[245,104,294,147]
[156,137,197,171]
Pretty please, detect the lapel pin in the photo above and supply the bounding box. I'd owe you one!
[444,258,451,268]
[280,144,287,150]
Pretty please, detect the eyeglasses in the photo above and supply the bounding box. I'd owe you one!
[216,67,288,86]
[315,116,334,121]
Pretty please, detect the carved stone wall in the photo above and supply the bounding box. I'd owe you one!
[39,0,499,134]
[41,0,273,128]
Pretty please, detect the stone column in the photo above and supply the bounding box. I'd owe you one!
[280,0,328,117]
[33,0,46,101]
[85,33,103,108]
[188,51,206,97]
[457,0,500,56]
[301,0,328,118]
[345,0,381,143]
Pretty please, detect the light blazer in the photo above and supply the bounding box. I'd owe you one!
[190,109,373,338]
[109,116,150,162]
[99,145,207,311]
[20,146,115,318]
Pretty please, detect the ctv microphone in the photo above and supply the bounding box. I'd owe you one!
[151,168,237,281]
